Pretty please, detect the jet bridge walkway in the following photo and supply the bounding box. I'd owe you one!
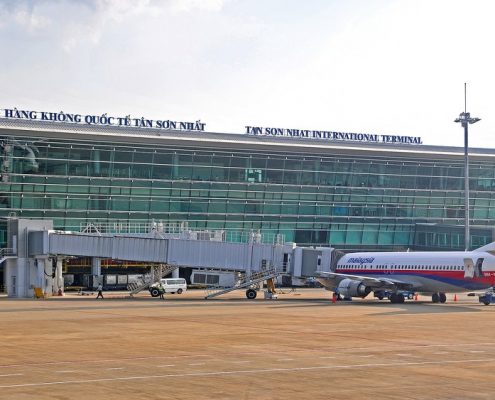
[4,218,333,298]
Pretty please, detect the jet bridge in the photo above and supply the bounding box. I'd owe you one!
[1,218,332,298]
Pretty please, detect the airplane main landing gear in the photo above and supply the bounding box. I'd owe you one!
[432,292,447,303]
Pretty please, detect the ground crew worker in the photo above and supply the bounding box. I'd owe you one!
[159,283,165,300]
[96,283,104,299]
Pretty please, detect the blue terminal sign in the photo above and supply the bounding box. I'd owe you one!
[2,108,206,132]
[245,125,422,145]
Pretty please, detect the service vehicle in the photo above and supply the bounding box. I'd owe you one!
[149,278,187,297]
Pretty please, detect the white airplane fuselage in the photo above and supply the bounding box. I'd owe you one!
[335,250,495,293]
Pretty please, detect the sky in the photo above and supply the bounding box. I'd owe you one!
[0,0,494,148]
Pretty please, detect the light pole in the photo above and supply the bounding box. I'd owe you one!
[454,83,480,251]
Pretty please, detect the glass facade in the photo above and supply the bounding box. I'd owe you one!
[1,121,495,251]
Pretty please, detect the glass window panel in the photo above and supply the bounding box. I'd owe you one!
[316,204,331,216]
[414,205,428,217]
[362,224,379,245]
[208,201,227,213]
[227,202,245,214]
[299,203,315,215]
[266,157,285,184]
[329,224,346,245]
[346,225,362,245]
[377,229,394,245]
[263,203,280,214]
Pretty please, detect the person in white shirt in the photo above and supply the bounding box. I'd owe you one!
[96,284,104,299]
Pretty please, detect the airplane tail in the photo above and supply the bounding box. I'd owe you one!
[475,241,495,254]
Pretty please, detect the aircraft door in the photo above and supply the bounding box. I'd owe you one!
[475,258,484,278]
[464,258,475,279]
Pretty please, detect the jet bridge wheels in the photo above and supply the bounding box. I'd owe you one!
[431,292,447,303]
[246,289,257,300]
[389,293,405,304]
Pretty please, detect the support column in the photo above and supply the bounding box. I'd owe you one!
[53,258,64,296]
[43,258,54,296]
[35,259,44,289]
[5,259,17,297]
[6,257,29,298]
[5,218,54,298]
[91,257,101,289]
[6,258,56,298]
[93,149,100,175]
[172,153,179,178]
[314,158,320,184]
[172,268,179,279]
[246,233,254,278]
[32,258,53,297]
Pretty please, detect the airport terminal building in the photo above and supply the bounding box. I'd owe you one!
[2,108,495,256]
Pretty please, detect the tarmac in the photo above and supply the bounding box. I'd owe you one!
[1,288,495,400]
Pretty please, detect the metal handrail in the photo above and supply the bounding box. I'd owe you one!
[78,221,285,245]
[0,248,15,257]
[204,267,282,299]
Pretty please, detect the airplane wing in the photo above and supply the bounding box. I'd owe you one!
[316,271,416,291]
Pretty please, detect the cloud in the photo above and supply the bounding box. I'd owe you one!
[2,0,494,148]
[0,0,231,50]
[0,0,49,31]
[168,0,229,13]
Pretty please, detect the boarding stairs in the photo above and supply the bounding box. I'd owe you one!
[204,266,282,299]
[0,248,16,264]
[127,264,177,296]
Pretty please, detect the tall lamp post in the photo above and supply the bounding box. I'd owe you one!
[454,83,480,251]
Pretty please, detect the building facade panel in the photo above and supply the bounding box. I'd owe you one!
[2,120,495,252]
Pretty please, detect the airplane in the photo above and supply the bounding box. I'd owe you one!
[316,241,495,304]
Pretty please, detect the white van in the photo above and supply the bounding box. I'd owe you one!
[149,278,187,297]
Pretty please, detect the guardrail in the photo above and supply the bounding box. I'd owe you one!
[79,222,285,245]
[0,248,16,257]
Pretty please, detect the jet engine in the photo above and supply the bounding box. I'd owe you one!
[337,278,371,298]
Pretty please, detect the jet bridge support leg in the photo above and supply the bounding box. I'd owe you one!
[53,258,63,296]
[91,257,101,289]
[4,257,55,298]
[35,258,53,297]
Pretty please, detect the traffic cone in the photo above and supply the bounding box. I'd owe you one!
[332,293,337,304]
[414,293,418,301]
[454,294,458,302]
